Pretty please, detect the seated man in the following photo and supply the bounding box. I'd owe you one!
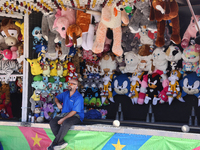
[48,79,84,150]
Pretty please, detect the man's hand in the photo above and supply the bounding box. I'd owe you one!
[58,118,65,125]
[57,103,62,110]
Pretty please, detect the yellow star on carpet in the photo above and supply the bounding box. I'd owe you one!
[31,133,42,147]
[112,139,126,150]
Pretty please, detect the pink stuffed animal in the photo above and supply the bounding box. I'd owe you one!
[138,74,148,105]
[1,46,18,60]
[53,8,76,39]
[92,3,129,56]
[181,15,200,49]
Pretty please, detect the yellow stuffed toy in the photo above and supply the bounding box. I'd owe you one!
[167,70,185,105]
[26,56,43,75]
[50,59,58,76]
[15,21,24,41]
[62,59,69,77]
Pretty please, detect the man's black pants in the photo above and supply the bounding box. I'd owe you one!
[49,116,80,144]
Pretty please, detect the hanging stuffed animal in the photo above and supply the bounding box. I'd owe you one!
[144,73,163,105]
[181,15,200,49]
[57,60,63,77]
[165,45,182,72]
[101,73,112,96]
[32,27,47,52]
[0,47,18,60]
[128,72,143,105]
[179,72,200,106]
[66,62,78,80]
[0,18,22,46]
[42,102,54,120]
[49,59,58,77]
[26,56,43,76]
[42,60,50,77]
[137,45,154,74]
[122,51,139,73]
[149,0,181,47]
[181,45,200,76]
[92,3,129,56]
[99,53,117,75]
[121,26,140,53]
[129,0,157,33]
[167,70,185,105]
[152,47,168,73]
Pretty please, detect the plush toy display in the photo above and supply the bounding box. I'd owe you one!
[181,15,200,49]
[67,62,78,80]
[165,45,182,71]
[137,45,153,74]
[101,73,112,96]
[0,18,21,46]
[122,51,139,73]
[129,0,157,33]
[144,73,162,105]
[152,47,168,73]
[149,0,181,47]
[179,72,200,106]
[167,70,185,105]
[92,3,129,56]
[26,56,43,76]
[99,53,117,75]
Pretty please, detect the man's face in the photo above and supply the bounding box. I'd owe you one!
[68,80,77,91]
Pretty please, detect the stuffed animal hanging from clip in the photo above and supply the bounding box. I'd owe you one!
[149,0,181,47]
[92,2,129,56]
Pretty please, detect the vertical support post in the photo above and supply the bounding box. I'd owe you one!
[21,13,29,122]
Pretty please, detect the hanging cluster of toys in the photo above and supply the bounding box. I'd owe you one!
[25,0,200,122]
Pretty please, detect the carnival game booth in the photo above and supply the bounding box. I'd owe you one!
[1,0,200,149]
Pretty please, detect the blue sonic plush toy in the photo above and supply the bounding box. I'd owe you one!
[179,72,200,106]
[110,74,130,102]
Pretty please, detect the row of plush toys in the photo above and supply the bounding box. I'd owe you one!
[24,0,200,122]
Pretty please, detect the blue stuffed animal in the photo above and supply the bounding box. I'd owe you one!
[180,72,200,106]
[111,74,131,99]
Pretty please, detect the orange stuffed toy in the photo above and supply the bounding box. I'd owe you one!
[149,0,181,47]
[92,3,129,56]
[65,8,91,47]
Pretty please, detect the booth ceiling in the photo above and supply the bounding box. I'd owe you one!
[0,0,199,18]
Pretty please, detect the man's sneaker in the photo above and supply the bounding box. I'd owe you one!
[54,142,68,150]
[47,142,56,150]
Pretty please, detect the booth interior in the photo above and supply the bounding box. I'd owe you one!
[0,0,200,133]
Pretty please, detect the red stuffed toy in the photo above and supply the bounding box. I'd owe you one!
[1,93,13,118]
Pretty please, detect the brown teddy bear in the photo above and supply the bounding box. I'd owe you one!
[149,0,181,47]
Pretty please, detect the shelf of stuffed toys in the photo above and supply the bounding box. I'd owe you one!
[0,10,29,121]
